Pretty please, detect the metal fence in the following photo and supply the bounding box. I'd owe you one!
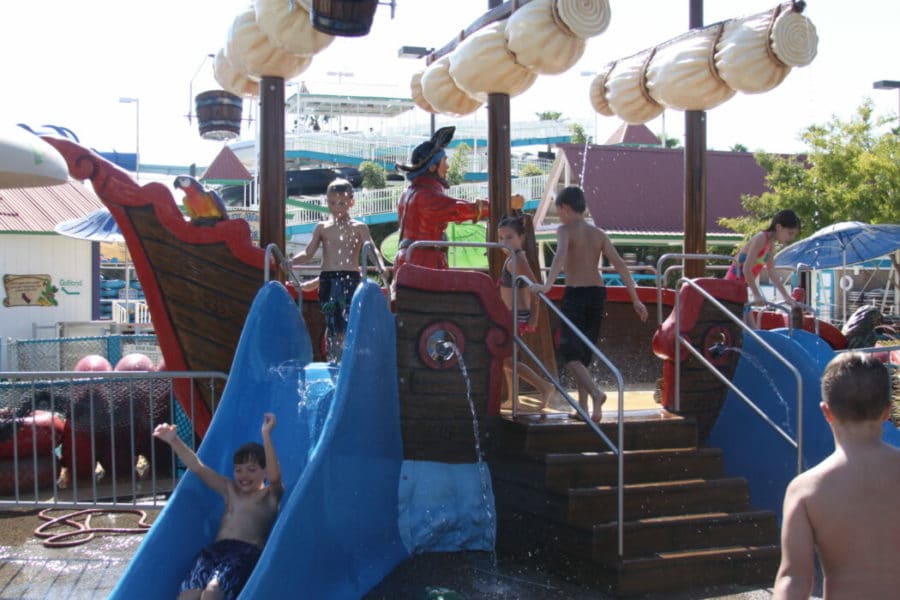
[0,370,226,508]
[6,335,161,373]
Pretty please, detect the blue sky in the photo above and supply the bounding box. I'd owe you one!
[3,1,897,166]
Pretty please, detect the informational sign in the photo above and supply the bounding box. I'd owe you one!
[3,274,59,307]
[229,209,260,243]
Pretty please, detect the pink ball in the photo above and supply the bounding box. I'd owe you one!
[115,353,154,372]
[74,355,112,372]
[155,358,166,372]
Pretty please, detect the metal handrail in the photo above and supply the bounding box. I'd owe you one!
[264,243,305,311]
[673,278,804,474]
[405,239,627,557]
[360,241,386,281]
[655,253,735,324]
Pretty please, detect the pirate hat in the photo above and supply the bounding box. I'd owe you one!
[396,126,455,172]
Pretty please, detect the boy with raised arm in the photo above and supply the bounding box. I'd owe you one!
[531,186,648,422]
[153,413,283,600]
[291,178,387,361]
[774,352,900,599]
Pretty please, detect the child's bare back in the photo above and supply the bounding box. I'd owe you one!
[556,219,605,287]
[782,444,900,598]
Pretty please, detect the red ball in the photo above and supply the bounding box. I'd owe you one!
[115,353,154,372]
[74,354,112,372]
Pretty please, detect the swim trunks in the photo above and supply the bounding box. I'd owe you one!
[179,538,262,600]
[559,286,606,366]
[318,270,362,335]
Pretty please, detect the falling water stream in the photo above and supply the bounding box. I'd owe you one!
[440,341,498,569]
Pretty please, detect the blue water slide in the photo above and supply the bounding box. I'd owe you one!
[110,280,408,598]
[238,281,407,598]
[109,282,314,599]
[707,328,900,521]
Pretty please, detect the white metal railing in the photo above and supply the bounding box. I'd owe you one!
[0,370,227,508]
[285,174,547,228]
[111,299,151,325]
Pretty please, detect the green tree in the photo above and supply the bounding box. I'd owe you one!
[719,100,900,239]
[518,162,545,177]
[659,134,681,148]
[446,142,471,186]
[570,122,591,145]
[536,111,563,121]
[730,143,749,153]
[358,161,386,189]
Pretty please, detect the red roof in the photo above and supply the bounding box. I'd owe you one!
[555,143,768,235]
[200,146,252,181]
[0,180,104,234]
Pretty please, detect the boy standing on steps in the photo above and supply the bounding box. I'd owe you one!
[774,352,900,599]
[531,186,648,422]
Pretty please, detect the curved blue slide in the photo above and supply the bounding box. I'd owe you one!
[707,328,900,521]
[110,280,408,598]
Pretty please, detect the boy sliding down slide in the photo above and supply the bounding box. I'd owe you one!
[153,414,283,600]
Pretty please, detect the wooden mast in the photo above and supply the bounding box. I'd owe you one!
[683,0,707,278]
[259,76,286,259]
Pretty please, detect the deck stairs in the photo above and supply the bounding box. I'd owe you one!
[487,410,780,596]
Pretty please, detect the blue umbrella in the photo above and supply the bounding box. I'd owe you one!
[54,208,124,243]
[775,221,900,270]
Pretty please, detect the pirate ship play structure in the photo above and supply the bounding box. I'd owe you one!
[36,1,857,597]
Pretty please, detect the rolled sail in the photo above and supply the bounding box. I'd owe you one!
[449,23,537,98]
[555,0,612,39]
[605,50,663,124]
[254,0,334,57]
[421,56,484,117]
[410,71,436,114]
[505,0,586,75]
[214,49,260,98]
[226,8,312,80]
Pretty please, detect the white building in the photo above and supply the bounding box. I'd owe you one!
[0,180,103,367]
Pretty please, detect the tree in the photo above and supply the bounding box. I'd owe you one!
[659,134,681,148]
[518,162,545,177]
[730,143,749,153]
[446,142,471,186]
[570,122,591,145]
[719,99,900,239]
[536,111,562,121]
[358,161,386,189]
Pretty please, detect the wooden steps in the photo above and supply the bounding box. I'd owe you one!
[487,411,780,596]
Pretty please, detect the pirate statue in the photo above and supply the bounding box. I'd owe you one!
[393,126,523,273]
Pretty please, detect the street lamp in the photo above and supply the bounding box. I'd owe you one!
[118,97,140,181]
[873,80,900,121]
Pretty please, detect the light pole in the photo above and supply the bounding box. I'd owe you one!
[119,97,140,181]
[873,80,900,122]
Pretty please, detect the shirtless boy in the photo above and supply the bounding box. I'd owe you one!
[292,178,387,361]
[774,352,900,599]
[531,186,648,422]
[153,413,283,600]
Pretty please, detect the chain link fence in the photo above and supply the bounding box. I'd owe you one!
[6,335,161,372]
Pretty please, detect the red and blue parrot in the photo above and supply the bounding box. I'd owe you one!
[173,175,228,225]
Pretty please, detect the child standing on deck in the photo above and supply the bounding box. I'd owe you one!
[531,186,648,422]
[291,178,387,362]
[497,215,557,410]
[725,209,800,327]
[153,413,283,600]
[773,352,900,599]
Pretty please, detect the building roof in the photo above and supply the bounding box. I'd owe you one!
[201,145,253,182]
[538,143,768,239]
[604,122,661,146]
[0,180,104,234]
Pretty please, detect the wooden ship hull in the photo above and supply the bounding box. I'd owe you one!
[43,137,268,435]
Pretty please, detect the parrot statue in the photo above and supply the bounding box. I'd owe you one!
[173,175,229,225]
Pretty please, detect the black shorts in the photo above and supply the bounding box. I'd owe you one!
[180,539,262,599]
[559,286,606,366]
[318,270,361,335]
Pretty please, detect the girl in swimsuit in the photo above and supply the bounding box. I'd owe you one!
[726,209,801,326]
[497,215,558,410]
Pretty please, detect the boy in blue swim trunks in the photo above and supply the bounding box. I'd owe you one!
[531,186,648,422]
[292,178,387,362]
[153,413,283,600]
